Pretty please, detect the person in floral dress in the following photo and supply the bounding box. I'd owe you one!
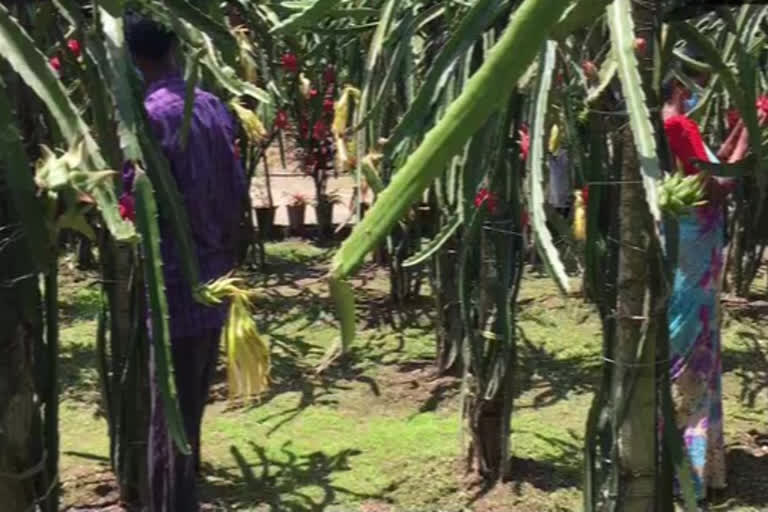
[661,71,762,501]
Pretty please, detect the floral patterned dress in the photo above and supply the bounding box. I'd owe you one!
[664,114,727,499]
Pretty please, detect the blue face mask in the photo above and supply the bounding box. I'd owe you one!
[684,92,699,112]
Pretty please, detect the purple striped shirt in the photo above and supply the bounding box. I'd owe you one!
[140,72,247,339]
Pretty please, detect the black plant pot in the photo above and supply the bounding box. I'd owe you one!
[254,207,277,240]
[315,201,334,238]
[287,204,306,234]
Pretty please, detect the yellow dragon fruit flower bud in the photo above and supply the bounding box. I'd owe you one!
[572,189,586,241]
[230,100,267,143]
[549,123,561,153]
[299,73,311,99]
[335,136,349,171]
[332,86,362,137]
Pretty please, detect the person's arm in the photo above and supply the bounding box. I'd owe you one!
[727,125,750,163]
[717,119,744,161]
[717,108,767,162]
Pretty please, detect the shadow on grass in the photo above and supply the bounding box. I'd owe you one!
[59,339,101,404]
[212,287,433,436]
[508,431,581,491]
[418,377,461,414]
[223,332,411,436]
[467,431,581,506]
[58,267,101,324]
[724,330,768,409]
[251,261,433,335]
[200,441,393,511]
[516,327,601,408]
[714,440,768,510]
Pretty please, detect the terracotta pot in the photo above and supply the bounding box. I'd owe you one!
[254,207,277,239]
[287,204,306,233]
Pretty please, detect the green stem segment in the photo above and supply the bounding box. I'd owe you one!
[0,85,50,273]
[43,261,59,512]
[134,172,191,455]
[331,0,573,280]
[528,39,570,293]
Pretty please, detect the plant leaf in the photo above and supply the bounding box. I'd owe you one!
[270,0,340,33]
[0,83,51,272]
[587,51,618,104]
[529,40,570,293]
[328,276,355,351]
[0,3,133,241]
[607,0,662,222]
[403,213,461,268]
[134,170,191,455]
[180,47,205,149]
[331,0,573,282]
[694,156,756,178]
[165,0,238,63]
[551,0,612,40]
[383,0,506,153]
[360,155,386,195]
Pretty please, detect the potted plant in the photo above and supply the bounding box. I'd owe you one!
[253,188,277,240]
[272,50,344,239]
[315,191,340,237]
[286,192,308,234]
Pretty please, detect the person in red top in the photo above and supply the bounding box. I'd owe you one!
[661,78,751,196]
[661,72,757,503]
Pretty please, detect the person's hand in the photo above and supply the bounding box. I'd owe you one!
[727,124,750,163]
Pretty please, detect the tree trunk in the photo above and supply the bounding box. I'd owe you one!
[430,237,463,376]
[610,1,661,509]
[613,132,657,511]
[77,235,96,270]
[468,393,506,478]
[465,221,521,482]
[0,192,47,511]
[99,236,150,507]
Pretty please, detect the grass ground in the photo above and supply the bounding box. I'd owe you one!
[57,241,768,511]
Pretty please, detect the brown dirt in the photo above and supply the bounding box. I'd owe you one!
[60,468,121,511]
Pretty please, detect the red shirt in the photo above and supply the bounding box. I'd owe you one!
[663,114,709,175]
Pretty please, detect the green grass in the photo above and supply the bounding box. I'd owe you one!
[264,240,331,265]
[57,242,768,511]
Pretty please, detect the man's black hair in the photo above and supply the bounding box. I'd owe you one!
[125,12,176,61]
[661,43,707,100]
[661,74,679,101]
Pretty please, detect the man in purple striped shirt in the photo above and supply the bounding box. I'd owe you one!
[126,15,247,511]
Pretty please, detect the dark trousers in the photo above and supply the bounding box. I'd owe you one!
[149,329,220,512]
